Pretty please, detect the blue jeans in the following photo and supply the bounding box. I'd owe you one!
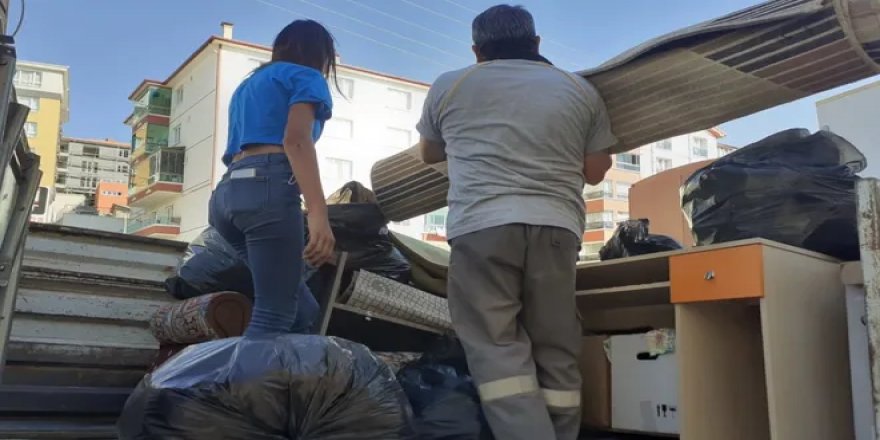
[209,153,318,337]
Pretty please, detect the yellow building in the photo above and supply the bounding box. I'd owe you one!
[14,61,70,191]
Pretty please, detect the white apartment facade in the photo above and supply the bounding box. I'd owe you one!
[126,24,430,242]
[816,80,880,178]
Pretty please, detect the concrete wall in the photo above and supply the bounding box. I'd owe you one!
[57,213,126,233]
[816,80,880,178]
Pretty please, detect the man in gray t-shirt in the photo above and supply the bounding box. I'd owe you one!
[416,4,616,440]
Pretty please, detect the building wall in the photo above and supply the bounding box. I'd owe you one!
[57,139,130,203]
[816,80,880,178]
[95,181,128,215]
[170,48,219,241]
[161,41,431,242]
[15,62,68,191]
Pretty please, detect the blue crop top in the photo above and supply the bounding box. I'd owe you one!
[223,62,333,165]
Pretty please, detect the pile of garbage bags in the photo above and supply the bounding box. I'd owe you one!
[165,228,254,300]
[599,219,682,261]
[118,335,416,439]
[165,181,411,300]
[397,337,494,440]
[312,182,411,283]
[682,128,865,260]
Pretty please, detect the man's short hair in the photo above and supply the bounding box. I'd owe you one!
[472,4,537,46]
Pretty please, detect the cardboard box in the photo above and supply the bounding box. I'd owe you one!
[579,336,611,428]
[609,333,680,434]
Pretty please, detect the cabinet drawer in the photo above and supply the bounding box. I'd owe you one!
[670,244,764,303]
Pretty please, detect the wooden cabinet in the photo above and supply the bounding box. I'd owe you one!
[576,239,855,440]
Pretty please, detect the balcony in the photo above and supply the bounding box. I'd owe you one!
[127,213,180,238]
[132,126,169,157]
[129,149,184,207]
[585,221,615,230]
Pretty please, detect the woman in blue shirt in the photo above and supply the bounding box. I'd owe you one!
[210,20,337,337]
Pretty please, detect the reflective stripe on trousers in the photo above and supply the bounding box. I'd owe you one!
[479,375,581,409]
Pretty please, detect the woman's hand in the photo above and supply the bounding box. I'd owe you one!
[304,212,336,267]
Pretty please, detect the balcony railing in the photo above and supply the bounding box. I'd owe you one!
[148,172,183,185]
[127,213,180,234]
[585,221,615,230]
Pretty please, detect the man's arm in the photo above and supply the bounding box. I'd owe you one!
[583,152,611,185]
[419,137,447,164]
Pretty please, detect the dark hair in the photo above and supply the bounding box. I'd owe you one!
[472,5,541,62]
[268,20,340,91]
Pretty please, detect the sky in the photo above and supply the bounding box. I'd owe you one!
[11,0,879,147]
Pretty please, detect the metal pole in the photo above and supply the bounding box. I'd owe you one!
[856,178,880,440]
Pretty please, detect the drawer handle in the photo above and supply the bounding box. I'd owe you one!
[705,271,715,281]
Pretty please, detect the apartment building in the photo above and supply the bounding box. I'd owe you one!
[14,61,69,222]
[579,129,728,260]
[124,23,430,241]
[816,79,879,178]
[56,137,130,207]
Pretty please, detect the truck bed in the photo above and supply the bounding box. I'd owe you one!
[0,224,186,437]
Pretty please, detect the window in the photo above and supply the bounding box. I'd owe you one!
[585,211,614,230]
[615,153,640,172]
[174,86,184,105]
[325,158,353,181]
[657,139,672,150]
[386,127,412,148]
[583,180,613,199]
[392,220,411,227]
[655,158,673,172]
[18,96,39,111]
[334,77,355,99]
[170,124,182,146]
[119,149,130,158]
[14,70,42,87]
[615,182,631,200]
[616,211,630,222]
[691,137,709,157]
[117,164,129,173]
[387,88,412,110]
[24,122,37,138]
[80,161,98,173]
[324,118,353,139]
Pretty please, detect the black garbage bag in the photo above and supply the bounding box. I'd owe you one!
[599,219,682,261]
[165,227,254,300]
[306,181,411,283]
[397,337,493,440]
[118,334,416,439]
[681,128,865,260]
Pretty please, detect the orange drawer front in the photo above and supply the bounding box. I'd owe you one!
[670,244,765,304]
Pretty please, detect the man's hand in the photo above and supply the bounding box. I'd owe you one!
[419,137,447,164]
[584,152,612,185]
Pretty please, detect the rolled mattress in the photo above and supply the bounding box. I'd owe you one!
[371,0,880,222]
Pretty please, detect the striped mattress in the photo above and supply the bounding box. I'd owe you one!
[370,0,880,222]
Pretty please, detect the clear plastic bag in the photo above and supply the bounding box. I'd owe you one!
[118,335,416,439]
[681,129,865,260]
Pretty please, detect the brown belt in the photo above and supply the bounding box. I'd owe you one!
[231,145,285,163]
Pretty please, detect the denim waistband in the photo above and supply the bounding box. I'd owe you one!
[228,153,289,171]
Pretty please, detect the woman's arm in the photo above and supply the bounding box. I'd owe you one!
[284,102,334,265]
